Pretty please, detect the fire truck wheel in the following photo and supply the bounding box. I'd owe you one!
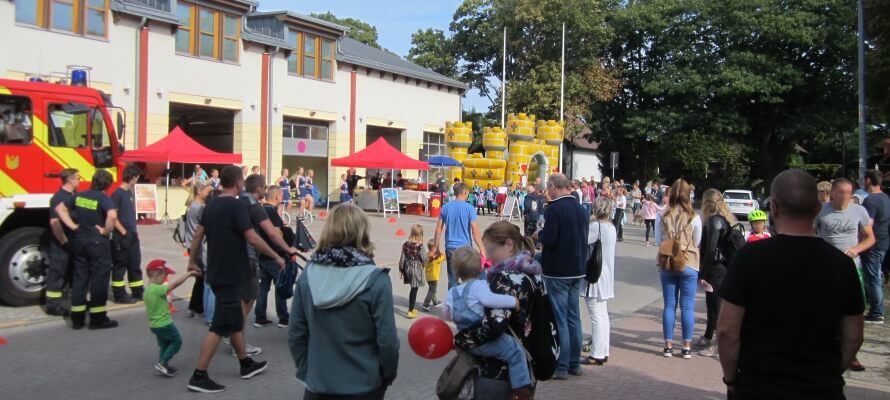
[0,227,46,306]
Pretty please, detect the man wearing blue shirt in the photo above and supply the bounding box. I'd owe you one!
[434,182,486,289]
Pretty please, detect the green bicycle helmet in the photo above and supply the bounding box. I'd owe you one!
[748,209,768,222]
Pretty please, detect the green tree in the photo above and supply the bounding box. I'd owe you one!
[407,29,458,77]
[310,12,384,49]
[866,0,890,122]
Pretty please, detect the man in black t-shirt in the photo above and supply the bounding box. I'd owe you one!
[861,170,889,323]
[346,168,363,198]
[718,169,864,400]
[186,166,285,393]
[111,165,144,303]
[45,168,80,316]
[255,186,292,327]
[70,170,118,330]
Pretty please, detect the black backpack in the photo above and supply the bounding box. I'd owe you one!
[521,273,560,381]
[720,222,747,265]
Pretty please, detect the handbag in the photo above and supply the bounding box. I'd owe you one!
[436,348,477,400]
[585,223,604,284]
[275,260,300,299]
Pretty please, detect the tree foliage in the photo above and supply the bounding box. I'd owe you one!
[311,12,384,50]
[408,29,458,78]
[409,0,885,188]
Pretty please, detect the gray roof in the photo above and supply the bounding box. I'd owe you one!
[110,0,180,25]
[248,11,350,34]
[338,37,466,90]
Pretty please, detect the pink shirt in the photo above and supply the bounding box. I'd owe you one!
[641,200,658,220]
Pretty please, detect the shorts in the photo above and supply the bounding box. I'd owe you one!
[240,261,259,302]
[209,285,244,337]
[496,194,507,205]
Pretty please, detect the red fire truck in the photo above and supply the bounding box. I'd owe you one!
[0,75,126,306]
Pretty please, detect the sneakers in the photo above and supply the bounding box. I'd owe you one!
[693,337,712,349]
[433,301,444,308]
[698,344,718,358]
[155,362,177,377]
[188,375,226,393]
[88,318,119,330]
[277,321,288,328]
[865,315,884,324]
[681,348,692,359]
[253,319,274,328]
[230,344,263,357]
[239,359,268,379]
[568,368,583,376]
[406,310,419,319]
[662,347,673,358]
[420,304,431,312]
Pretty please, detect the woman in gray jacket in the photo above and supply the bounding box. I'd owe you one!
[288,204,399,399]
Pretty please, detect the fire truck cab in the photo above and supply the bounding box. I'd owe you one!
[0,76,125,306]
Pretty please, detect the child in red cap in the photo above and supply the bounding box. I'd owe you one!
[144,259,198,377]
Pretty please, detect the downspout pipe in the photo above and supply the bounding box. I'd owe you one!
[136,17,148,149]
[266,47,277,182]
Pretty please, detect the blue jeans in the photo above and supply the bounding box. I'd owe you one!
[445,248,459,290]
[203,281,215,325]
[256,259,290,323]
[544,277,583,374]
[861,248,885,318]
[583,203,592,216]
[660,268,699,343]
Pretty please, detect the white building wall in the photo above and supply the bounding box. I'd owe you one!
[572,151,603,182]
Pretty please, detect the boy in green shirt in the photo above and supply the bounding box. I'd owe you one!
[144,259,197,377]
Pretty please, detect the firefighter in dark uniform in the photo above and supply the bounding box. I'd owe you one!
[70,170,119,330]
[45,168,80,316]
[111,165,143,303]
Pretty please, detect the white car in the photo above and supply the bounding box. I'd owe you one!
[723,190,759,219]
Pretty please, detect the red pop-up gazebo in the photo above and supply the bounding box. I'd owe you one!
[122,126,242,221]
[330,137,429,170]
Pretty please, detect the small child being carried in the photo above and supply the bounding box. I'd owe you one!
[143,259,198,377]
[444,246,532,398]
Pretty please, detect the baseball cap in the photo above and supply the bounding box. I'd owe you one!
[146,259,176,274]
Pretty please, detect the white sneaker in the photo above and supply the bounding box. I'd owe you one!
[699,344,718,358]
[231,344,262,357]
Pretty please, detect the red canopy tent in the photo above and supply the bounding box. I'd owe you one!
[330,137,428,170]
[121,126,241,222]
[121,126,242,164]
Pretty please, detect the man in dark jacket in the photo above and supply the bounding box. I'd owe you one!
[539,173,589,379]
[346,168,363,198]
[523,184,545,237]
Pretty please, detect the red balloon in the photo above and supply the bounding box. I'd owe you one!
[408,317,454,359]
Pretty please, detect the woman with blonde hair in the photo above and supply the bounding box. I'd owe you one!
[695,189,738,357]
[583,197,617,365]
[288,204,398,399]
[654,179,702,359]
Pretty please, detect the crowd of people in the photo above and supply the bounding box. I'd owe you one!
[39,160,886,399]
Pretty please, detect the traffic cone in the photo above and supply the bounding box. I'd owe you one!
[0,337,7,346]
[388,217,398,224]
[182,250,189,257]
[395,228,406,237]
[319,211,328,218]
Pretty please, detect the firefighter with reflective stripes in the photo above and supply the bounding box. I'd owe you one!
[111,165,144,303]
[70,170,119,330]
[45,168,80,316]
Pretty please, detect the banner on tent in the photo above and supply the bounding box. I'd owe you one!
[135,184,159,214]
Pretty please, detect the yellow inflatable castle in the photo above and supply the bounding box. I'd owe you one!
[444,113,563,189]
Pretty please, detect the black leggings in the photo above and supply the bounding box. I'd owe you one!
[613,209,624,239]
[188,274,204,314]
[704,291,720,340]
[645,219,655,242]
[408,287,419,312]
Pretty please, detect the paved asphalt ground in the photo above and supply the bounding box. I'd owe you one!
[0,210,887,399]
